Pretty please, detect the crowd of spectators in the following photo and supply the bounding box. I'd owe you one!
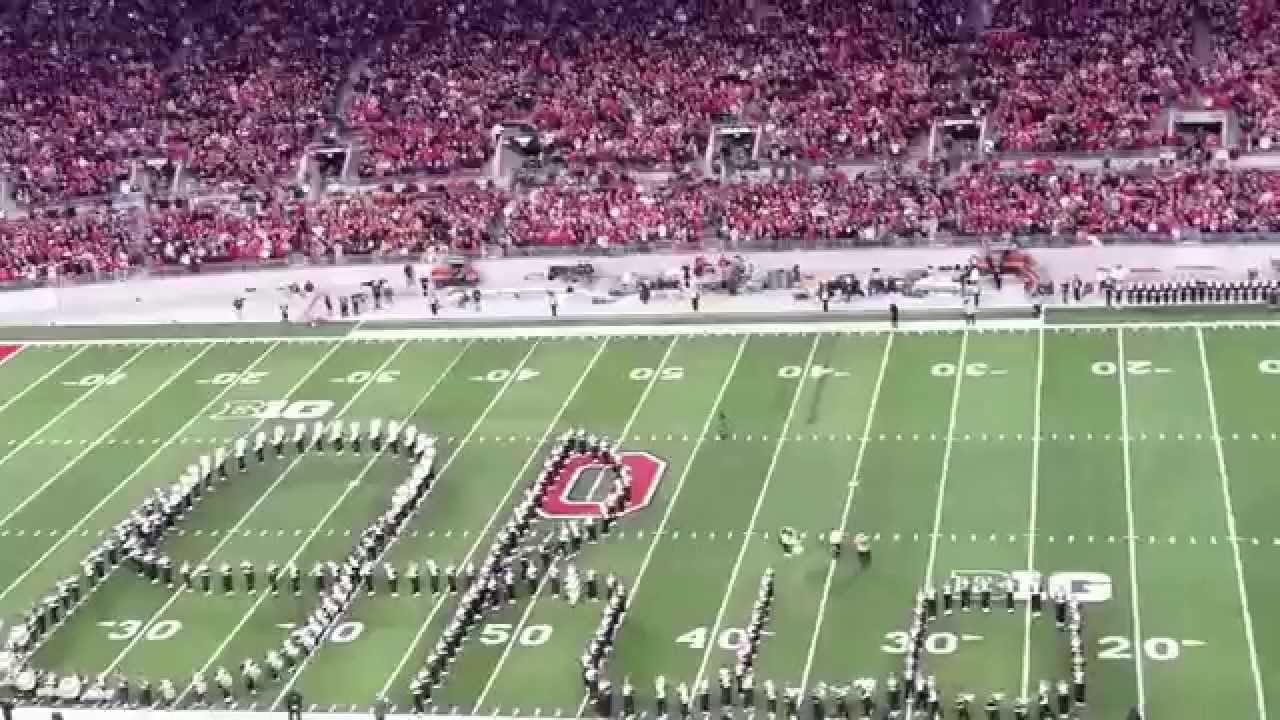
[0,0,181,205]
[1195,0,1280,150]
[0,0,384,205]
[345,0,976,176]
[301,184,510,255]
[940,165,1280,236]
[0,210,140,283]
[159,0,379,189]
[145,202,298,268]
[143,183,510,269]
[972,0,1195,154]
[11,162,1280,283]
[4,0,1277,208]
[10,0,1280,285]
[504,182,708,249]
[505,166,1280,249]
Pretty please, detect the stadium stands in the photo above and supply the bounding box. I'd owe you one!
[1195,0,1280,150]
[1,0,1278,283]
[0,210,140,283]
[974,0,1193,153]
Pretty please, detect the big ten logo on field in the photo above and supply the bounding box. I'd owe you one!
[540,451,667,519]
[210,399,335,421]
[952,570,1113,604]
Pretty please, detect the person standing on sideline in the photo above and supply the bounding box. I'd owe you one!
[691,284,701,312]
[285,690,303,720]
[963,293,977,326]
[889,303,899,328]
[548,290,559,318]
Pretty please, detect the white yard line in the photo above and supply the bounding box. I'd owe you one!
[375,339,611,699]
[691,334,821,689]
[1018,326,1046,697]
[1194,328,1269,720]
[798,332,895,691]
[904,330,969,720]
[268,338,540,708]
[0,345,141,480]
[134,340,419,684]
[920,330,969,585]
[573,336,749,717]
[20,319,1280,346]
[0,341,268,603]
[1115,329,1149,713]
[471,337,681,711]
[0,345,88,418]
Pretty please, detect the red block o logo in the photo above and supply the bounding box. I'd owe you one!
[540,451,667,519]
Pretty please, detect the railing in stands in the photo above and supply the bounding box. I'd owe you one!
[6,231,1280,292]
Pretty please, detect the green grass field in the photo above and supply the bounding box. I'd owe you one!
[1,321,1278,720]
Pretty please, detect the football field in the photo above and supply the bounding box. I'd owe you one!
[1,320,1279,720]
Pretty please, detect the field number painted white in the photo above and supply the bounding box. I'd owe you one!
[212,399,334,421]
[198,371,268,386]
[881,631,976,655]
[261,400,333,420]
[1097,635,1194,662]
[1091,360,1171,376]
[676,626,748,651]
[471,369,541,383]
[1258,359,1280,374]
[930,362,1007,378]
[778,365,848,380]
[478,623,553,647]
[629,367,685,381]
[98,619,182,641]
[275,621,364,644]
[330,370,400,385]
[954,571,1113,604]
[63,372,127,388]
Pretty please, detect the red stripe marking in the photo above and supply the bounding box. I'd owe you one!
[0,344,25,366]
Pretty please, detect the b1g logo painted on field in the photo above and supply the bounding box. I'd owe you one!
[953,570,1113,604]
[540,451,667,519]
[210,399,334,421]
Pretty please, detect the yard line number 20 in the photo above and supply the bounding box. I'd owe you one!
[1090,361,1171,376]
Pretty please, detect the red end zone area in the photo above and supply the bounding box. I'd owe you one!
[0,344,24,366]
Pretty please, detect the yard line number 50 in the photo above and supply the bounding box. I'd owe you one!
[478,623,553,647]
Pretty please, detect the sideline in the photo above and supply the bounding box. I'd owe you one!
[7,317,1280,346]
